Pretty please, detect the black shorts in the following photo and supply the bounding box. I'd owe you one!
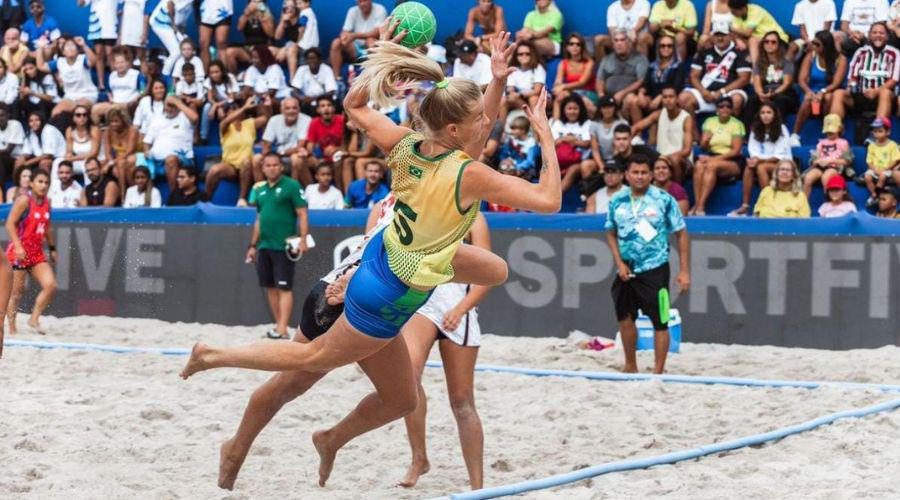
[201,16,233,29]
[611,263,671,330]
[256,248,295,290]
[299,280,345,341]
[851,92,880,114]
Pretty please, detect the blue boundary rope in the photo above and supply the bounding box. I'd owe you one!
[7,338,900,499]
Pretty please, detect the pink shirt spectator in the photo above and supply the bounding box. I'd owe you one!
[815,137,851,164]
[817,201,857,218]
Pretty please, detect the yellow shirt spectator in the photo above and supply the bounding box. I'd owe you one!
[866,139,900,173]
[649,0,698,37]
[702,116,745,155]
[753,186,812,218]
[221,118,257,168]
[731,4,789,42]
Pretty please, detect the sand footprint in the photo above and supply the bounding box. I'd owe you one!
[139,409,174,421]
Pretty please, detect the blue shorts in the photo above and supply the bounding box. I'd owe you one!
[344,228,433,339]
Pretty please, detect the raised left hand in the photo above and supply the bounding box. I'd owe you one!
[489,31,516,81]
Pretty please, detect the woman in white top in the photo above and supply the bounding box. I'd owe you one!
[36,36,98,118]
[303,164,345,210]
[201,60,240,142]
[242,45,287,101]
[19,58,59,121]
[198,0,234,72]
[502,41,546,121]
[731,103,791,215]
[63,104,102,181]
[91,47,143,125]
[0,59,19,107]
[168,39,206,83]
[551,94,592,193]
[123,165,162,207]
[133,78,168,136]
[699,0,733,50]
[16,111,65,177]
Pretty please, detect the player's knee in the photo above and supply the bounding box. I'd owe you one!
[448,393,477,420]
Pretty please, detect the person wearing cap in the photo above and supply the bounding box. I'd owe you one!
[648,0,698,61]
[803,113,853,197]
[585,161,626,214]
[630,84,693,182]
[452,39,492,86]
[753,159,811,218]
[597,29,649,107]
[817,175,858,217]
[678,26,751,118]
[831,22,899,120]
[692,95,745,215]
[865,116,900,202]
[874,186,900,218]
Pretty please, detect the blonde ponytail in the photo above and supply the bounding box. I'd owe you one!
[354,41,485,134]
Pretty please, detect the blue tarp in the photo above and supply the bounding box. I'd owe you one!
[1,203,899,237]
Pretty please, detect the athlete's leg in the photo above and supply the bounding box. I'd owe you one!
[0,254,10,358]
[398,314,438,488]
[439,340,483,489]
[180,315,390,377]
[219,330,327,490]
[312,333,418,486]
[27,262,56,331]
[450,244,508,287]
[276,289,293,336]
[6,270,26,335]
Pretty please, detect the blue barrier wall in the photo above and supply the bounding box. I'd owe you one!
[50,0,815,54]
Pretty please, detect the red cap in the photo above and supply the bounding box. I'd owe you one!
[825,175,846,190]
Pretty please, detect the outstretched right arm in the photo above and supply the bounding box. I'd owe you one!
[459,89,561,213]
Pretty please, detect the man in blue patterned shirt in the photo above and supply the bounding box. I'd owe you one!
[605,154,690,374]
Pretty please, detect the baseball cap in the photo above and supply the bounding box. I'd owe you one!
[459,40,478,54]
[604,161,625,172]
[716,95,733,107]
[825,175,846,191]
[598,95,616,108]
[822,113,842,134]
[870,117,891,130]
[426,43,447,64]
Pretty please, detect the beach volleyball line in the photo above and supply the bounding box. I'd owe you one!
[436,397,900,500]
[7,339,900,394]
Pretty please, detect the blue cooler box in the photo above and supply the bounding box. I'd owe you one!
[635,308,682,353]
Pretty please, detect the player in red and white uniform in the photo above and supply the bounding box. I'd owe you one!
[5,169,57,335]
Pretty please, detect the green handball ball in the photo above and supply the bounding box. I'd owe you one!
[391,2,437,49]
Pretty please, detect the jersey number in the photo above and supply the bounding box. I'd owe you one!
[392,200,418,246]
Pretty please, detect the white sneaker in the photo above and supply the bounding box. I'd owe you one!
[631,136,645,146]
[789,133,801,148]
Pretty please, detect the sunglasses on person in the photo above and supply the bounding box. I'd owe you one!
[74,112,88,117]
[763,39,779,45]
[567,41,582,46]
[659,43,674,48]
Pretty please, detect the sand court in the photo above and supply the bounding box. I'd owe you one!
[2,316,899,499]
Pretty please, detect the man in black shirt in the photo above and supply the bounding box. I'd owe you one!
[167,167,209,206]
[612,124,659,171]
[678,27,751,117]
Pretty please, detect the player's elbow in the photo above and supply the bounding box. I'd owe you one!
[534,193,562,214]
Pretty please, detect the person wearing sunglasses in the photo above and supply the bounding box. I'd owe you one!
[622,34,685,125]
[503,41,545,121]
[727,0,793,64]
[791,30,846,146]
[746,31,798,120]
[62,104,100,183]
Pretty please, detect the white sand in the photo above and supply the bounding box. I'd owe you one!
[2,316,899,499]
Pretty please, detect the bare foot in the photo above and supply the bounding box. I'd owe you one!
[180,343,211,379]
[622,364,638,374]
[218,438,248,490]
[312,430,337,487]
[27,319,46,335]
[398,458,430,488]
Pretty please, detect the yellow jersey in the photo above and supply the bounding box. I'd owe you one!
[383,133,481,288]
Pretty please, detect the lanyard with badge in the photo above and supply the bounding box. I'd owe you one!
[631,194,658,242]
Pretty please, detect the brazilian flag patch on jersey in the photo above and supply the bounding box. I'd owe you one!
[409,166,423,179]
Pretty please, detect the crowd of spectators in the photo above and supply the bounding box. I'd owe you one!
[0,0,897,218]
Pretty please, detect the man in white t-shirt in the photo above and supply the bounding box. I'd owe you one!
[290,47,337,114]
[0,104,22,199]
[254,97,313,185]
[793,0,838,42]
[329,0,387,81]
[585,162,626,214]
[47,160,82,208]
[595,0,653,59]
[452,40,492,86]
[143,96,199,190]
[841,0,890,54]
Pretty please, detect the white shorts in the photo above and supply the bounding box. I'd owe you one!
[416,283,481,347]
[119,4,146,47]
[684,88,748,113]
